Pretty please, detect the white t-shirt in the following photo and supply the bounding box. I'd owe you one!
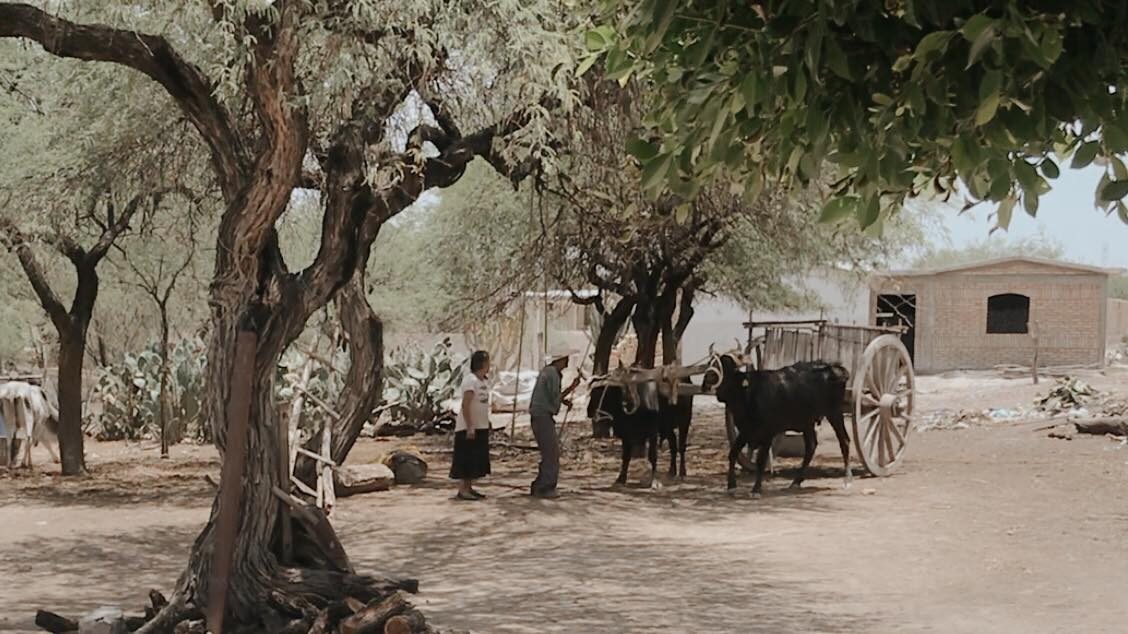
[455,373,491,432]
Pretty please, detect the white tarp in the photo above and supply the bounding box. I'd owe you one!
[490,370,539,412]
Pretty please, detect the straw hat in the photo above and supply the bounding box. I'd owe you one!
[547,343,579,363]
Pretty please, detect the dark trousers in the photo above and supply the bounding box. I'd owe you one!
[530,414,559,493]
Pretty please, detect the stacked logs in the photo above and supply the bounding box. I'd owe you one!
[35,588,435,634]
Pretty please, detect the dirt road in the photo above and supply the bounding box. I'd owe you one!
[1,371,1126,633]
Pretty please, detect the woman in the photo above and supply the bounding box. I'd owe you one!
[451,350,491,500]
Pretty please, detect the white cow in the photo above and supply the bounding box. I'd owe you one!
[0,381,59,469]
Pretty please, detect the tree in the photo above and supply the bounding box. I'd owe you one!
[541,79,921,371]
[911,232,1064,269]
[112,215,204,457]
[1,1,571,628]
[588,1,1128,230]
[1,32,204,474]
[0,189,146,474]
[1111,275,1128,301]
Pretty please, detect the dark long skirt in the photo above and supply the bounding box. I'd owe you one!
[450,428,491,480]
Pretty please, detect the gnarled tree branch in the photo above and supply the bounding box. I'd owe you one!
[0,3,248,201]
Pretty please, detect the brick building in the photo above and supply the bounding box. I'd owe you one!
[869,257,1120,373]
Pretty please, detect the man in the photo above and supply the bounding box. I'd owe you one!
[528,343,581,498]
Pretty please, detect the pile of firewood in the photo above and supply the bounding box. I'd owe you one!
[35,588,437,634]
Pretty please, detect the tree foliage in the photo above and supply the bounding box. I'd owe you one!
[588,1,1128,230]
[1,0,580,625]
[910,232,1064,269]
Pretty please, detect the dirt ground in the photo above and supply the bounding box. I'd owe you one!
[2,369,1127,633]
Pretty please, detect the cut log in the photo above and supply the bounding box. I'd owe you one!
[306,601,351,634]
[34,610,78,633]
[383,611,428,634]
[338,592,412,634]
[1073,417,1128,436]
[335,463,394,497]
[123,616,147,632]
[171,620,205,634]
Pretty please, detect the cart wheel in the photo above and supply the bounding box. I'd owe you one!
[725,409,756,472]
[852,334,914,476]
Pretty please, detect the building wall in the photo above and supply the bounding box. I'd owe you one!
[872,262,1107,372]
[1108,298,1128,346]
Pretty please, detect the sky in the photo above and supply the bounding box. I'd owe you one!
[413,161,1128,271]
[937,164,1128,270]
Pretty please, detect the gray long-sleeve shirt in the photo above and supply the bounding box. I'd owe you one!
[529,365,562,417]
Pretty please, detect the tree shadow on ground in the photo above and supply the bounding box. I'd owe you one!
[0,524,200,631]
[341,467,883,634]
[0,458,216,508]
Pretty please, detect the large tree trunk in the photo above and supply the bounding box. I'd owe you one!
[661,285,695,364]
[174,307,293,628]
[593,299,633,374]
[293,264,384,483]
[56,325,87,475]
[632,304,661,369]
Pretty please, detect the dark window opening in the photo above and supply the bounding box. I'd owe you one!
[876,294,917,363]
[986,294,1030,334]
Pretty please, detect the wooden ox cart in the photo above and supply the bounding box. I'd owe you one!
[730,320,916,477]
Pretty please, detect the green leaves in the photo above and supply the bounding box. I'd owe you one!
[962,14,998,68]
[640,154,673,194]
[818,196,859,224]
[1100,180,1128,202]
[626,137,659,162]
[913,31,954,61]
[1071,142,1100,169]
[593,0,1128,233]
[994,194,1017,230]
[858,195,881,228]
[1040,158,1060,179]
[584,27,614,52]
[975,70,1002,126]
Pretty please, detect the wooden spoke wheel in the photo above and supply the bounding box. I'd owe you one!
[852,334,914,476]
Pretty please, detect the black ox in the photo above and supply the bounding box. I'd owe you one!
[704,354,853,496]
[587,380,693,487]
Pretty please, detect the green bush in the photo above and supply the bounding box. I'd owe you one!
[383,338,466,427]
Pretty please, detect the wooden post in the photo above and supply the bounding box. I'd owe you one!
[280,359,313,564]
[321,421,335,515]
[510,297,527,439]
[206,329,257,634]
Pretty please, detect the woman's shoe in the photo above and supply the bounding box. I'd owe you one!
[470,489,487,499]
[454,491,479,501]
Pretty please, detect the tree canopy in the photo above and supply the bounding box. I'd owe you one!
[910,232,1064,269]
[587,1,1128,231]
